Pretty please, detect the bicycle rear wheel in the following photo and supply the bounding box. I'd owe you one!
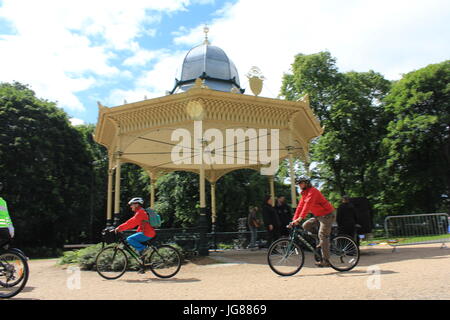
[0,250,29,299]
[95,246,128,280]
[329,236,360,272]
[146,245,181,279]
[267,239,304,276]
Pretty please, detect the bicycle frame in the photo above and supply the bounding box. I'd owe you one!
[288,227,321,258]
[108,237,154,267]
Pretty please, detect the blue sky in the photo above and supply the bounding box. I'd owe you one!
[0,0,449,125]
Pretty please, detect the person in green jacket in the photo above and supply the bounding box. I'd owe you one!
[0,182,14,247]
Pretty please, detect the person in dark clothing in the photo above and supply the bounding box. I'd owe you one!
[337,195,359,244]
[275,196,292,237]
[247,206,260,250]
[261,195,280,247]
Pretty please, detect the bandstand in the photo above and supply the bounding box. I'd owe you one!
[94,29,323,255]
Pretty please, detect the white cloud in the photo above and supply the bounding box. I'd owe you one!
[123,49,163,67]
[0,0,195,112]
[136,51,186,93]
[2,0,449,120]
[173,0,450,97]
[69,118,86,126]
[106,50,186,106]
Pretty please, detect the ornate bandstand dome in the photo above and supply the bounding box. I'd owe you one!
[170,27,244,94]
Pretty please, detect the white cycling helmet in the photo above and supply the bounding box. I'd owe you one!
[128,197,144,205]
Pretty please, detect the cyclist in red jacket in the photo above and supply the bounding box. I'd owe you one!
[290,176,336,267]
[115,197,156,256]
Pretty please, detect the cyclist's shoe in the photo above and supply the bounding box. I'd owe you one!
[315,259,331,268]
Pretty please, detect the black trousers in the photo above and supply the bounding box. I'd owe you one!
[266,227,280,247]
[338,226,359,246]
[0,228,11,248]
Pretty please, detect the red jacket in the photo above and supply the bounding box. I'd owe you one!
[293,187,335,221]
[117,208,156,238]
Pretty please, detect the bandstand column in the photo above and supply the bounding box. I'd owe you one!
[211,182,217,226]
[150,179,156,208]
[269,175,276,207]
[289,151,298,208]
[199,166,206,208]
[198,164,209,256]
[113,153,121,227]
[106,163,114,227]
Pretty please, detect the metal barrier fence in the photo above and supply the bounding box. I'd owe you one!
[384,213,450,251]
[207,231,268,251]
[125,228,269,255]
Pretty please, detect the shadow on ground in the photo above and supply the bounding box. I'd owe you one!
[122,278,201,284]
[204,244,450,269]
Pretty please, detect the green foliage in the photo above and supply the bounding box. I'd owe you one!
[0,82,96,249]
[59,243,186,271]
[153,169,290,231]
[281,52,449,217]
[59,244,103,268]
[59,244,140,270]
[380,60,450,214]
[280,52,392,208]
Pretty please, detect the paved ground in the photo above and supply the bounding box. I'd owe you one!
[9,243,450,300]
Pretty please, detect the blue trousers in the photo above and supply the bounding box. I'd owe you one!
[127,232,152,253]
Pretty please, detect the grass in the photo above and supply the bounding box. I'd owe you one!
[361,234,450,246]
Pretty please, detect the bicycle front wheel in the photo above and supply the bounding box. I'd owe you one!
[329,236,360,272]
[146,245,182,279]
[267,239,304,276]
[0,250,29,299]
[95,246,128,280]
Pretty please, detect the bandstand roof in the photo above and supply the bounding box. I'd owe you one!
[94,82,323,183]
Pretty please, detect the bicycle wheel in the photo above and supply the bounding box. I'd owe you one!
[95,246,128,280]
[146,245,181,278]
[0,250,29,299]
[328,236,360,272]
[267,239,304,276]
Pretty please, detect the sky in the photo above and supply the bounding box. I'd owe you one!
[0,0,449,125]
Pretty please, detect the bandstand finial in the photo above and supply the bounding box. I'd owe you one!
[203,25,210,45]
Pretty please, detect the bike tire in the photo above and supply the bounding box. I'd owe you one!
[95,246,128,280]
[328,236,360,272]
[147,245,182,279]
[0,250,29,299]
[267,238,305,276]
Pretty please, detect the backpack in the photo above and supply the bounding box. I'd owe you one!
[144,208,162,228]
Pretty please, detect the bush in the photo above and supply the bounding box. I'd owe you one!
[59,242,187,271]
[58,244,103,270]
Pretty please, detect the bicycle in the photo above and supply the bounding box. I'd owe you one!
[95,231,182,280]
[0,240,29,299]
[267,225,360,276]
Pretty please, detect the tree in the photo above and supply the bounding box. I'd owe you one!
[0,82,95,250]
[280,52,391,206]
[73,124,108,241]
[152,169,290,231]
[380,60,450,214]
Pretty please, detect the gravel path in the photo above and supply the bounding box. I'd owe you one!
[10,243,450,300]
